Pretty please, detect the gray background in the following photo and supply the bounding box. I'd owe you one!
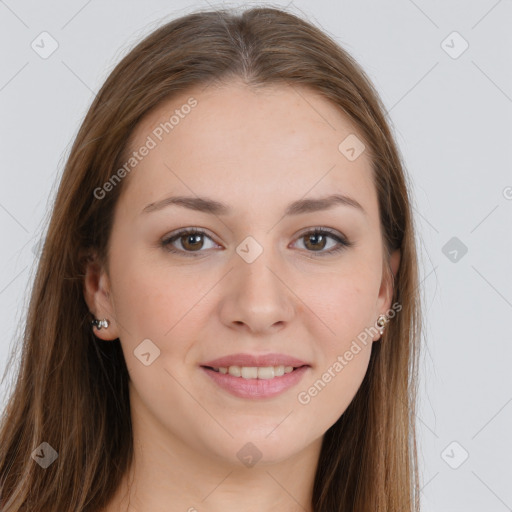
[1,1,511,510]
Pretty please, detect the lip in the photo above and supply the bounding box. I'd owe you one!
[201,365,310,399]
[200,352,310,369]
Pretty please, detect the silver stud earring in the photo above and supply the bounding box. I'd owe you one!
[376,314,389,336]
[91,318,110,330]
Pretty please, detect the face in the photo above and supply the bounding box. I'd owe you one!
[85,79,399,467]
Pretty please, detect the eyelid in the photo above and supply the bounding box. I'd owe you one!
[294,226,347,241]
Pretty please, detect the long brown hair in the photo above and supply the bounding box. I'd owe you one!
[0,6,422,511]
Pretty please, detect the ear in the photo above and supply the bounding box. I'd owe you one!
[83,251,120,341]
[373,248,401,340]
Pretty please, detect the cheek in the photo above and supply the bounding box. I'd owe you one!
[301,266,381,344]
[108,250,215,355]
[296,276,376,422]
[294,271,377,417]
[110,245,381,355]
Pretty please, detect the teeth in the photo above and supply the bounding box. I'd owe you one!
[214,365,296,379]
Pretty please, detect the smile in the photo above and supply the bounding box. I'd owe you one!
[206,365,302,379]
[201,365,309,399]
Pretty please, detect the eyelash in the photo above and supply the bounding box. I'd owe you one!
[160,227,354,257]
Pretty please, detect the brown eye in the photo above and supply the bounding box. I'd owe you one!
[294,228,353,256]
[161,227,353,258]
[303,232,328,251]
[180,233,205,251]
[161,228,218,255]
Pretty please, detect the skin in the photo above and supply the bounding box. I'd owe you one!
[84,79,400,512]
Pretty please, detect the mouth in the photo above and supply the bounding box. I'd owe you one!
[201,364,308,379]
[200,364,310,399]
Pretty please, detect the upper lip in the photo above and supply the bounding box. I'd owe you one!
[201,353,310,368]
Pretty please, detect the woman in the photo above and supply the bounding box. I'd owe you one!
[0,6,422,511]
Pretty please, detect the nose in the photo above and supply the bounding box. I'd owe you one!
[218,248,296,335]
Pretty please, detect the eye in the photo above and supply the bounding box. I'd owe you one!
[292,227,353,257]
[160,227,353,257]
[161,228,219,256]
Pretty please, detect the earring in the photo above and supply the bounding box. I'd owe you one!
[91,318,110,330]
[376,314,389,336]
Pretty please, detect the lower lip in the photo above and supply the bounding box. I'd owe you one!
[201,365,310,399]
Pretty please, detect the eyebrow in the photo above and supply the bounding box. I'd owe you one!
[142,193,366,217]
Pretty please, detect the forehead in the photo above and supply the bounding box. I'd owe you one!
[118,80,378,222]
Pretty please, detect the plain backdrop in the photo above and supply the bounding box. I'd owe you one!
[1,1,511,511]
